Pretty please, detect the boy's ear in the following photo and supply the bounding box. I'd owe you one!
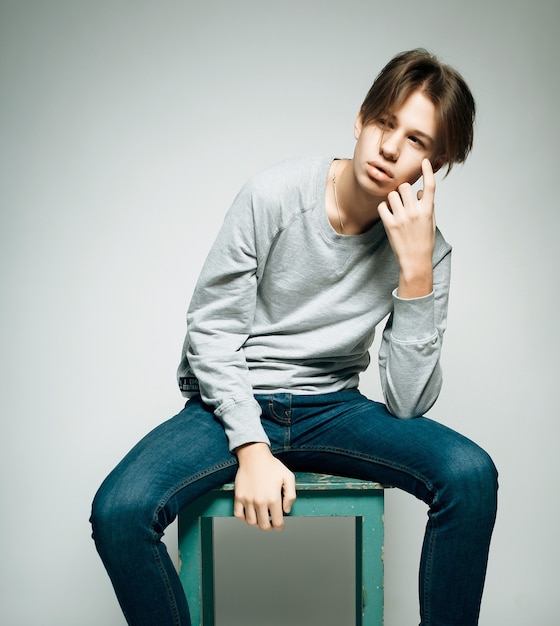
[354,112,364,140]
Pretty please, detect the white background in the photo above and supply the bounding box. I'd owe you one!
[1,1,559,624]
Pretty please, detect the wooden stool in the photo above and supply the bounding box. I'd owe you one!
[178,472,386,625]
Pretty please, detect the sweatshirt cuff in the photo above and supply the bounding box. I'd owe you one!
[390,289,436,342]
[214,397,271,452]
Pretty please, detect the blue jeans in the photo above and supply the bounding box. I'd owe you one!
[90,390,497,626]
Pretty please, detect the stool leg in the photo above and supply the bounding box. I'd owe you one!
[356,499,385,625]
[178,514,201,626]
[179,515,216,626]
[355,516,364,626]
[200,518,216,626]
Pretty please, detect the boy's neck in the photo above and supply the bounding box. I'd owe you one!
[327,159,383,235]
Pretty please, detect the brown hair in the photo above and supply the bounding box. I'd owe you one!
[360,49,475,173]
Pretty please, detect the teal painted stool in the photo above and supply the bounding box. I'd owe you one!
[178,472,386,625]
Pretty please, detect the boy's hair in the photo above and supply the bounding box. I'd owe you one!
[360,49,475,173]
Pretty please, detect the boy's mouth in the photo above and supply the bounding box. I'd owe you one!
[367,161,393,181]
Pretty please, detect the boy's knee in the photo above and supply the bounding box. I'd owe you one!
[89,481,119,541]
[469,445,498,489]
[90,477,151,546]
[446,442,498,510]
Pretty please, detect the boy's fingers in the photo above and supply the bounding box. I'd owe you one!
[421,158,436,204]
[378,199,389,216]
[233,498,245,520]
[268,501,285,531]
[256,503,275,531]
[282,476,297,514]
[234,496,290,531]
[396,183,415,209]
[234,500,258,526]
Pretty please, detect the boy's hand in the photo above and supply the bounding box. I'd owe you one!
[377,158,436,298]
[234,443,296,531]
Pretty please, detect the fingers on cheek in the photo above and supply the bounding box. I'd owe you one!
[388,190,404,211]
[399,184,416,205]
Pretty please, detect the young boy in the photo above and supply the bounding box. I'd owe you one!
[91,49,498,626]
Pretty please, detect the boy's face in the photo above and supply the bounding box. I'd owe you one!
[352,89,441,199]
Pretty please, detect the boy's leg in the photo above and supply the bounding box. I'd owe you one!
[259,391,498,626]
[90,396,238,626]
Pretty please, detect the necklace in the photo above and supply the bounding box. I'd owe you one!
[332,160,345,234]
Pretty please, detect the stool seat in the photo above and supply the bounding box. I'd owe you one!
[178,472,386,625]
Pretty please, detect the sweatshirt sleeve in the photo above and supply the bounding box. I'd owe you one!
[177,182,270,452]
[377,233,451,418]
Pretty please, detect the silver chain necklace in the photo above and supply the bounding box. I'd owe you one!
[332,160,345,234]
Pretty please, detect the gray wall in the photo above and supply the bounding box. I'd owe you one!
[1,1,559,624]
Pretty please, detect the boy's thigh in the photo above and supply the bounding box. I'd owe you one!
[95,396,237,515]
[281,392,488,497]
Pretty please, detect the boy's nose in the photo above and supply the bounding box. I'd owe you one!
[380,134,400,161]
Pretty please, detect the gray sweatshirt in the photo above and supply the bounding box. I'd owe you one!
[178,157,451,451]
